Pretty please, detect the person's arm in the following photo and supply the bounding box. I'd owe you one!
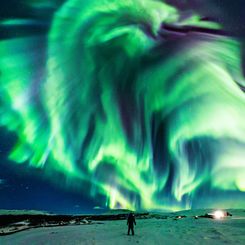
[134,217,136,225]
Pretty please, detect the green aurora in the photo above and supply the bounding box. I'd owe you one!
[0,0,245,211]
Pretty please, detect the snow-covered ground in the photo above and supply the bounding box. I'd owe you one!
[0,209,244,245]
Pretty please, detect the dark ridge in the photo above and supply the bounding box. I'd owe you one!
[0,212,150,227]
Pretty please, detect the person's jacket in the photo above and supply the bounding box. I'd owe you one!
[127,214,136,226]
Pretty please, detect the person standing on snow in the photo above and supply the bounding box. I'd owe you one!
[127,213,136,235]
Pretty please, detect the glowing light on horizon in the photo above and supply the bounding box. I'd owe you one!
[214,210,225,219]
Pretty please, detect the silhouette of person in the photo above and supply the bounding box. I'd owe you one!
[127,213,136,235]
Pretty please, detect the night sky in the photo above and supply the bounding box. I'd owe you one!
[0,128,97,214]
[0,0,245,213]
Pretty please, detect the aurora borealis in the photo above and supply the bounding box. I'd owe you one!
[0,0,245,212]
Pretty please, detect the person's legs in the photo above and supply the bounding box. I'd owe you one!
[132,227,134,235]
[128,226,130,235]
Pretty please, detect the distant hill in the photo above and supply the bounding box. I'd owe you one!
[0,210,50,215]
[103,209,133,215]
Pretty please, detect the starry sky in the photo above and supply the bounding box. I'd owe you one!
[0,0,245,213]
[0,127,97,214]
